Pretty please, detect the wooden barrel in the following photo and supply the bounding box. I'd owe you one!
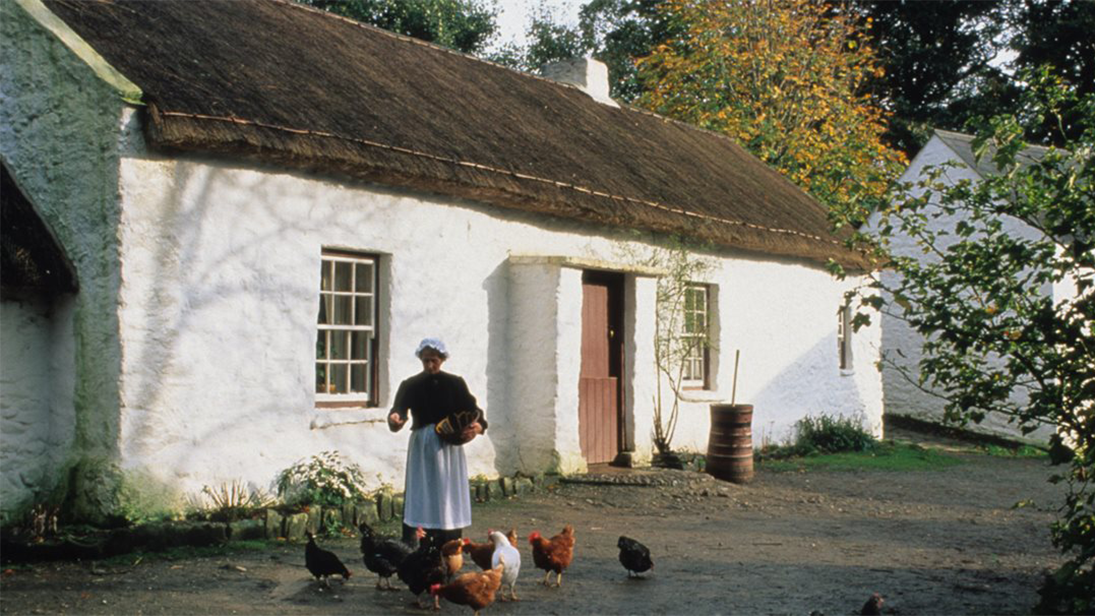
[706,404,754,483]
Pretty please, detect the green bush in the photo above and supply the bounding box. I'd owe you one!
[276,451,369,508]
[793,414,877,455]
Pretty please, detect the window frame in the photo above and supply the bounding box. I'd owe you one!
[679,282,712,390]
[315,249,380,408]
[837,300,853,372]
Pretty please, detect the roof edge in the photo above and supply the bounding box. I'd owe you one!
[15,0,143,105]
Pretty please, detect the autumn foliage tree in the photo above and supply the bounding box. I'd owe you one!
[635,0,905,224]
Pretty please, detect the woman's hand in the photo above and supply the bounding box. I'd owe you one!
[459,422,483,443]
[388,412,406,432]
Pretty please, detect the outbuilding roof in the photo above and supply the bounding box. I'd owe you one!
[42,0,871,270]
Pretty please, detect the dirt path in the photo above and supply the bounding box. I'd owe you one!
[0,437,1065,615]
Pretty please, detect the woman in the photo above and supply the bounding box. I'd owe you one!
[388,338,486,546]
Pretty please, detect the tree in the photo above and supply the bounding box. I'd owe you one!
[1006,0,1095,145]
[861,71,1094,614]
[849,0,1010,156]
[634,0,906,224]
[296,0,498,55]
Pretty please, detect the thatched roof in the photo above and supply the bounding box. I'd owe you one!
[43,0,871,270]
[1,163,78,296]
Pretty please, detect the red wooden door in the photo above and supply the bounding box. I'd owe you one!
[579,274,622,464]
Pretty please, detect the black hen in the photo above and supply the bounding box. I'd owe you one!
[617,536,654,578]
[397,528,446,609]
[359,523,414,590]
[860,593,884,616]
[305,531,351,587]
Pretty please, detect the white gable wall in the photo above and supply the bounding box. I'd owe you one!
[1,0,129,522]
[874,136,1054,444]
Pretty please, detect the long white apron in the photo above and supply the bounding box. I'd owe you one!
[402,426,472,530]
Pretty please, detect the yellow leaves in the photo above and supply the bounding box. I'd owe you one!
[636,0,903,218]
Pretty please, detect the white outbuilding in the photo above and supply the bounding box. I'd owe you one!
[1,0,882,522]
[874,129,1059,446]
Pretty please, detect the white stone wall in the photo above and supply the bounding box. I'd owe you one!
[0,298,51,510]
[109,150,883,501]
[1,0,128,521]
[667,255,883,451]
[873,137,1054,445]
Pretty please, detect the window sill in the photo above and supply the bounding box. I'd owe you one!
[310,406,387,430]
[679,389,724,403]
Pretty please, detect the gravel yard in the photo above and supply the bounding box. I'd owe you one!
[0,432,1064,616]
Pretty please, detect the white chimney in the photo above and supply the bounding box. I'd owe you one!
[541,57,619,108]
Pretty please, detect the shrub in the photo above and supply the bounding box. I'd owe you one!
[276,451,369,508]
[200,480,276,522]
[793,414,878,455]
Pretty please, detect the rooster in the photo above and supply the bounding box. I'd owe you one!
[442,537,468,581]
[528,524,574,587]
[397,527,446,609]
[304,531,351,588]
[359,523,413,590]
[430,559,504,616]
[489,530,521,601]
[617,536,653,578]
[860,592,884,616]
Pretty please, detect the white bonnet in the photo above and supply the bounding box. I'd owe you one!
[415,337,449,358]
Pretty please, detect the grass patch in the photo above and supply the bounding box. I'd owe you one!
[757,441,965,473]
[978,443,1047,458]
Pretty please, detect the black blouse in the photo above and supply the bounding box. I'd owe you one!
[391,371,487,432]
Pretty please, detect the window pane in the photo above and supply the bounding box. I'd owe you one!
[316,330,328,360]
[315,362,328,393]
[320,260,332,291]
[331,331,349,360]
[334,261,352,292]
[333,295,352,325]
[331,364,348,393]
[351,363,367,393]
[351,330,371,360]
[355,296,373,326]
[355,262,374,293]
[318,294,331,325]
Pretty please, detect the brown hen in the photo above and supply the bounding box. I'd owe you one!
[430,561,504,616]
[528,524,574,587]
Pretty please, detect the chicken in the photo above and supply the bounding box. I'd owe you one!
[304,531,351,587]
[430,560,504,616]
[359,523,414,590]
[489,530,521,601]
[441,537,468,580]
[860,592,884,616]
[397,527,446,609]
[505,527,518,548]
[617,535,653,578]
[528,524,575,587]
[465,535,495,572]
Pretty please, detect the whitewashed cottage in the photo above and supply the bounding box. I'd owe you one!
[875,129,1060,445]
[1,0,882,523]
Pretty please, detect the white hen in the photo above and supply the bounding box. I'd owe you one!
[489,530,521,601]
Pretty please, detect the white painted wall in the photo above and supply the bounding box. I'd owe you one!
[109,148,883,503]
[872,136,1054,445]
[1,0,128,522]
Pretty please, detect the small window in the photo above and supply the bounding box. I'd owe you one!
[316,250,379,406]
[838,301,853,371]
[680,283,711,388]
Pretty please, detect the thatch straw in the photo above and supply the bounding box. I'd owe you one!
[45,0,873,270]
